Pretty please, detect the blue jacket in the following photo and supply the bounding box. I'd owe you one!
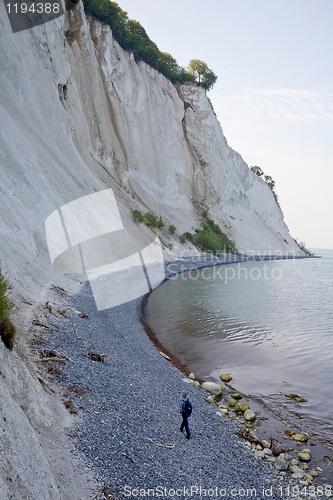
[180,397,193,415]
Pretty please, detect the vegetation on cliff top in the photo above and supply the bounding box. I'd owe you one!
[81,0,217,90]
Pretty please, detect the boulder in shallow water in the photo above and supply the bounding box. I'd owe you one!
[301,448,311,455]
[262,440,271,449]
[201,381,223,396]
[298,452,311,462]
[285,393,307,402]
[234,401,250,413]
[292,433,308,442]
[188,373,195,379]
[231,393,242,400]
[220,374,232,383]
[244,409,256,421]
[284,430,295,437]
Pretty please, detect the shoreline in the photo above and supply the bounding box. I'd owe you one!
[32,251,332,499]
[35,274,295,499]
[141,254,333,487]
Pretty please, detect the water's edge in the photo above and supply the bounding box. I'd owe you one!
[140,253,333,485]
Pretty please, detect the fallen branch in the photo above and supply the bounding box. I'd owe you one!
[147,438,175,449]
[72,323,80,340]
[16,293,33,305]
[38,356,67,363]
[159,351,170,360]
[38,348,76,364]
[122,453,136,463]
[51,284,69,297]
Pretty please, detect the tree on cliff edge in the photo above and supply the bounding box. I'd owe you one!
[187,59,217,91]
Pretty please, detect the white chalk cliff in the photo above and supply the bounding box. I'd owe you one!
[0,1,302,498]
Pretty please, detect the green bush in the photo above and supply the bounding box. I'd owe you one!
[157,216,164,228]
[180,213,237,254]
[143,212,158,228]
[169,224,176,235]
[0,265,16,350]
[131,209,144,223]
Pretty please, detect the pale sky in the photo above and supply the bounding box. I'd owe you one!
[116,0,333,249]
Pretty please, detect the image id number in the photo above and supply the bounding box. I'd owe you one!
[6,2,60,14]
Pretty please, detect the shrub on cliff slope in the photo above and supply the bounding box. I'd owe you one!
[0,265,16,350]
[251,165,279,203]
[181,212,237,254]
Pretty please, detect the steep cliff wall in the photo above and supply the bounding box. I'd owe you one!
[0,0,300,297]
[0,1,302,497]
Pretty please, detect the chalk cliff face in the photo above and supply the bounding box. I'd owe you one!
[0,0,301,295]
[0,2,302,497]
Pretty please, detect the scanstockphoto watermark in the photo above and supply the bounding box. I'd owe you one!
[123,485,278,498]
[168,263,283,283]
[166,247,299,283]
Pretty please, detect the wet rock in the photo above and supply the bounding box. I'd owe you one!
[285,430,295,437]
[262,440,271,448]
[304,473,313,484]
[206,395,217,403]
[190,380,200,387]
[301,448,311,455]
[234,401,249,413]
[244,409,256,421]
[298,452,311,462]
[255,450,265,459]
[310,470,319,477]
[263,448,272,456]
[292,433,308,442]
[231,393,242,400]
[220,374,232,383]
[292,472,305,480]
[201,381,223,396]
[274,456,289,471]
[285,393,307,402]
[188,373,195,379]
[291,459,299,466]
[229,400,236,407]
[289,465,305,474]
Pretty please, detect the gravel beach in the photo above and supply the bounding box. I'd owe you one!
[35,257,293,500]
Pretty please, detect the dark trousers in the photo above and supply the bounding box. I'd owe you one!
[180,412,191,438]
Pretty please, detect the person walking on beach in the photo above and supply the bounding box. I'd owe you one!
[180,392,192,439]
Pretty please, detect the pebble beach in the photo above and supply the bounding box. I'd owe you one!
[34,256,331,499]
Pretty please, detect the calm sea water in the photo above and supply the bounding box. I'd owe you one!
[147,250,333,447]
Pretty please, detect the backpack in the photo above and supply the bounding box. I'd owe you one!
[183,399,192,415]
